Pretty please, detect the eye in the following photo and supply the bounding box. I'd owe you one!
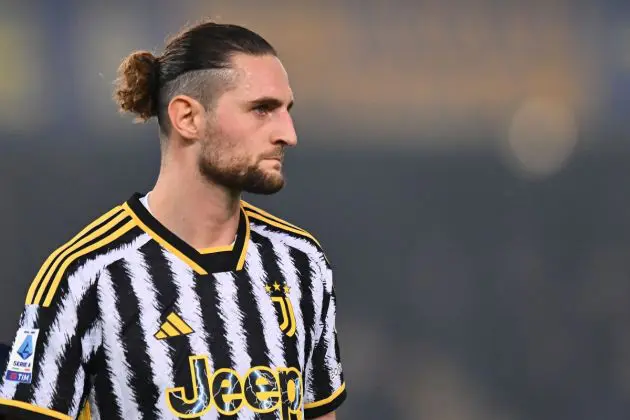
[252,104,272,116]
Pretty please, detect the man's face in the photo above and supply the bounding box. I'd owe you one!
[198,53,297,195]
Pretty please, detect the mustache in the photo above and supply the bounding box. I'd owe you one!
[260,149,285,160]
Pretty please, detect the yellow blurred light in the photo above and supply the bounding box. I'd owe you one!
[502,97,578,179]
[0,21,45,132]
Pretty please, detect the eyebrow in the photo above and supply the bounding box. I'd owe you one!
[249,96,294,111]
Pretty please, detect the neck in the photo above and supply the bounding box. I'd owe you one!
[148,166,241,251]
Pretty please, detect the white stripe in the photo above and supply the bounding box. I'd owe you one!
[213,271,255,420]
[0,305,39,397]
[125,247,176,420]
[81,325,103,363]
[18,305,40,328]
[163,253,223,420]
[98,269,141,419]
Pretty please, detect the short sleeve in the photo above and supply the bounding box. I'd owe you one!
[304,264,347,419]
[0,267,101,420]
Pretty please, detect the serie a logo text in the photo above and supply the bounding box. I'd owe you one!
[166,355,303,419]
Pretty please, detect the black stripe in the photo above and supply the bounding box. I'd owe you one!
[195,272,234,420]
[196,273,232,369]
[234,262,270,368]
[36,216,133,304]
[0,403,74,420]
[314,274,337,400]
[50,281,100,414]
[292,248,316,370]
[309,311,335,401]
[253,233,301,371]
[92,346,123,419]
[304,389,347,419]
[33,208,125,301]
[108,259,160,420]
[198,210,249,273]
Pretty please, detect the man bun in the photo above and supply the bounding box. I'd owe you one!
[113,51,159,122]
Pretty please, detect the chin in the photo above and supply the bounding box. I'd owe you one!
[244,173,285,195]
[245,184,284,195]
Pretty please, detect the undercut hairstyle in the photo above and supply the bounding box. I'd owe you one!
[113,20,277,135]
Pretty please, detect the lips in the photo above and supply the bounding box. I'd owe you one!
[262,153,284,161]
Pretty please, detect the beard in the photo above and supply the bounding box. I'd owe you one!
[197,134,285,195]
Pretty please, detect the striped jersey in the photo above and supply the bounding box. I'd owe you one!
[0,193,346,419]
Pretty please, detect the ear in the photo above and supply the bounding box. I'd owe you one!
[167,95,207,141]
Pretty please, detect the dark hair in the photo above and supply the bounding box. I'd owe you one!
[113,20,277,133]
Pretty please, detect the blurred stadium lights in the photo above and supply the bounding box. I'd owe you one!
[0,18,47,133]
[192,0,590,150]
[0,0,620,152]
[74,5,156,131]
[501,97,578,179]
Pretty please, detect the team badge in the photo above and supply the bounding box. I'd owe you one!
[265,282,296,337]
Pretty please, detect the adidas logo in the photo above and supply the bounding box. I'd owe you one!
[154,312,194,340]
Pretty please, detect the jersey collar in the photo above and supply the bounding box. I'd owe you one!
[122,193,250,275]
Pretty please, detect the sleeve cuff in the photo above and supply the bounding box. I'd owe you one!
[304,382,347,419]
[0,398,71,420]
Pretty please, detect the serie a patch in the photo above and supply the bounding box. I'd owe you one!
[4,328,40,384]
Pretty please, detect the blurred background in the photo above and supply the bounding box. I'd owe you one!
[1,0,630,419]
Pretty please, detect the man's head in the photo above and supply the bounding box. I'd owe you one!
[113,21,297,195]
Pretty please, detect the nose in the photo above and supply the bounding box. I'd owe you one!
[273,111,298,147]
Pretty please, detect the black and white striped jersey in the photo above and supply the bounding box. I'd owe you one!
[0,193,346,420]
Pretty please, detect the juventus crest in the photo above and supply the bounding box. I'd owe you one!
[265,282,296,337]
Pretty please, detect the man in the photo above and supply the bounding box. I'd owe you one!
[0,20,346,419]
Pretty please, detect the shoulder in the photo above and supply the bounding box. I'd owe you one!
[242,200,330,266]
[24,202,146,307]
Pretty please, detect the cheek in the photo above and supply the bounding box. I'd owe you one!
[217,116,265,151]
[216,112,255,139]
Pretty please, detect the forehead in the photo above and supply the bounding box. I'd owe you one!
[228,53,293,101]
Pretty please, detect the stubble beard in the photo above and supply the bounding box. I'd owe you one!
[197,133,285,195]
